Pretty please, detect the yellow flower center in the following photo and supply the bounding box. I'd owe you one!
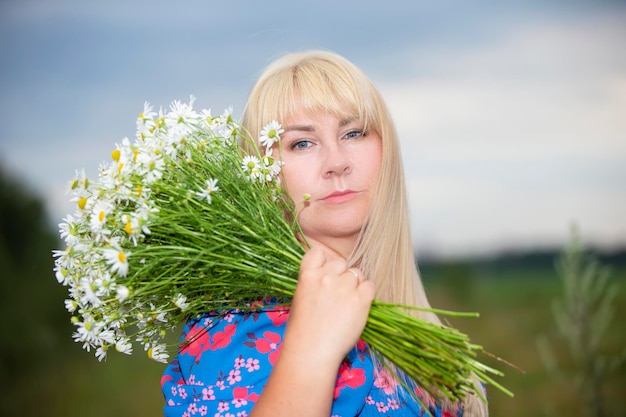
[78,197,87,210]
[98,211,105,222]
[118,251,126,263]
[124,221,132,235]
[112,149,121,162]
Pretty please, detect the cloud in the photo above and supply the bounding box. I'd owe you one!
[374,13,626,256]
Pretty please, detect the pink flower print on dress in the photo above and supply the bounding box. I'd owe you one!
[217,400,230,412]
[373,367,397,395]
[160,373,174,388]
[209,323,238,350]
[357,338,367,352]
[244,330,282,365]
[387,398,400,410]
[234,355,246,369]
[266,305,290,327]
[180,323,212,363]
[202,386,215,400]
[245,357,259,372]
[227,368,242,385]
[232,387,259,408]
[376,401,389,412]
[333,361,367,399]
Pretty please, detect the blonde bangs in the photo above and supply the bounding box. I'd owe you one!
[242,51,381,141]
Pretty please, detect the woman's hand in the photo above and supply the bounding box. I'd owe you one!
[282,243,376,365]
[249,241,375,417]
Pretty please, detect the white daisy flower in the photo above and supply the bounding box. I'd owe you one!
[94,270,114,298]
[64,299,78,313]
[147,344,169,363]
[73,315,99,345]
[262,150,283,181]
[259,121,283,149]
[103,247,130,277]
[58,215,81,247]
[115,338,133,355]
[196,178,219,204]
[99,329,116,345]
[116,285,130,302]
[165,97,201,134]
[67,169,90,196]
[173,294,189,311]
[55,266,71,286]
[137,102,157,138]
[90,200,113,235]
[53,247,74,272]
[77,276,102,308]
[242,155,261,174]
[199,108,215,127]
[95,345,108,362]
[136,152,165,184]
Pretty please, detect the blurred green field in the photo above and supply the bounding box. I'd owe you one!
[422,261,626,417]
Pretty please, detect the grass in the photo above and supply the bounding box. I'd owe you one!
[422,262,626,417]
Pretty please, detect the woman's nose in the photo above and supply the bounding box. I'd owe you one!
[322,145,352,178]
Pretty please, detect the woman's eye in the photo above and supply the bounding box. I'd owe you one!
[290,140,312,150]
[344,130,365,139]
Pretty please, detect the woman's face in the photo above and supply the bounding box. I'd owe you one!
[278,109,382,256]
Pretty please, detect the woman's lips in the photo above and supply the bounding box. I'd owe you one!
[321,190,358,204]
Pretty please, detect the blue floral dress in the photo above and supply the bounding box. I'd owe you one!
[161,300,463,417]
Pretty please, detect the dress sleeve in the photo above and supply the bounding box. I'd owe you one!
[161,307,289,417]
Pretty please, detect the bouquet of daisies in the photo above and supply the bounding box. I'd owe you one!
[53,97,509,402]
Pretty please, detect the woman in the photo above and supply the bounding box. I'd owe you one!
[161,50,488,416]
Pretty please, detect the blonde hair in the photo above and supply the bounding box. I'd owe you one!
[241,50,487,416]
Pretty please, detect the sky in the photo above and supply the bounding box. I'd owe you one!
[1,0,625,259]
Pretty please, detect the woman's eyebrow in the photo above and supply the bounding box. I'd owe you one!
[339,117,357,127]
[283,124,315,132]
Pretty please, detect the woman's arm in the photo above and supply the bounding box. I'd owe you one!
[249,244,375,417]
